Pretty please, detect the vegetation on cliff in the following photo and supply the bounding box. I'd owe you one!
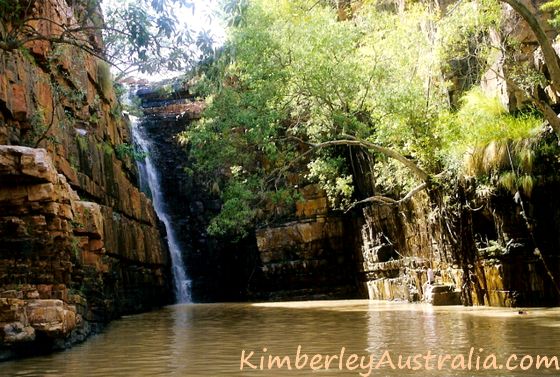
[181,0,560,238]
[0,0,213,76]
[0,0,220,163]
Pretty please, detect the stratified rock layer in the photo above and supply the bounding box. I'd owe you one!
[0,145,170,359]
[0,0,171,359]
[254,184,359,300]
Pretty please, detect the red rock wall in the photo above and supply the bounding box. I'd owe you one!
[0,0,171,359]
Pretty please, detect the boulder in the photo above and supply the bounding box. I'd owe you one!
[424,284,462,306]
[25,300,77,337]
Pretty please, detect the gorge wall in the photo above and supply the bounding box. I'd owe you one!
[0,0,171,359]
[138,79,558,308]
[355,175,560,307]
[358,0,560,307]
[130,0,560,308]
[136,84,362,302]
[2,1,560,364]
[135,84,258,302]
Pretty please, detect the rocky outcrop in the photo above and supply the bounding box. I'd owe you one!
[355,169,560,307]
[356,191,460,303]
[0,0,171,359]
[253,185,360,300]
[481,0,558,110]
[0,145,170,359]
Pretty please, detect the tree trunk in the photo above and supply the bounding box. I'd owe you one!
[500,0,560,94]
[337,0,352,21]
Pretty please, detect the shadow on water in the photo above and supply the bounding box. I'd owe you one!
[2,301,560,376]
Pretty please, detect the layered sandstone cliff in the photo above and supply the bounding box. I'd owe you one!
[0,0,171,359]
[355,0,560,307]
[69,0,560,311]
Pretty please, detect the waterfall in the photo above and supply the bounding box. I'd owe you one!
[129,115,191,304]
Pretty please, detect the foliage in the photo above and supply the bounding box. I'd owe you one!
[183,0,444,237]
[0,0,214,77]
[477,240,508,265]
[436,0,501,96]
[115,143,147,161]
[183,0,549,238]
[207,179,258,239]
[436,88,542,196]
[542,0,560,28]
[21,108,48,147]
[0,0,35,29]
[307,157,353,208]
[443,88,541,155]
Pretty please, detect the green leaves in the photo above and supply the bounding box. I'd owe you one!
[307,157,353,208]
[184,0,547,238]
[103,0,200,76]
[207,179,257,239]
[454,88,540,148]
[184,0,440,233]
[0,0,34,24]
[0,0,208,76]
[543,0,560,27]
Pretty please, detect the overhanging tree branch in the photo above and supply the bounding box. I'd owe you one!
[344,181,429,212]
[288,134,432,210]
[1,0,201,77]
[500,0,560,94]
[296,136,430,182]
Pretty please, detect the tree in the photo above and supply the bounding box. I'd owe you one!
[183,0,446,237]
[497,0,560,137]
[184,0,551,239]
[0,0,209,77]
[503,0,560,91]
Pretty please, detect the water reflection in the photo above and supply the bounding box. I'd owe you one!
[1,301,560,376]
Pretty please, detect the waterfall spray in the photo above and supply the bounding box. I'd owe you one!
[130,115,191,303]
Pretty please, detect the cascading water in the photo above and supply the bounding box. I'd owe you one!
[129,114,191,303]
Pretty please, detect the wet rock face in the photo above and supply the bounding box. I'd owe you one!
[136,83,363,301]
[136,85,260,302]
[356,193,451,303]
[252,184,361,300]
[471,182,560,307]
[0,0,172,359]
[255,215,360,300]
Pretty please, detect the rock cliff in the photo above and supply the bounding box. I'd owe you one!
[136,65,560,309]
[357,0,560,306]
[135,83,266,302]
[135,83,362,302]
[0,0,171,359]
[355,175,560,307]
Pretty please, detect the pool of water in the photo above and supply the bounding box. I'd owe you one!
[1,300,560,376]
